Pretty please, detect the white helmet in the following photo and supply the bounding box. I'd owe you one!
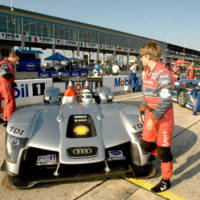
[81,88,93,104]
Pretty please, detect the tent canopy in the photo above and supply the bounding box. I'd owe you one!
[45,52,70,61]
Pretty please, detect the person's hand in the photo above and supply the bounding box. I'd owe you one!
[146,118,154,132]
[139,111,145,124]
[11,82,17,89]
[2,73,13,79]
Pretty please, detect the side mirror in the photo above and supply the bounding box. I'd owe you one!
[96,87,114,104]
[44,87,61,104]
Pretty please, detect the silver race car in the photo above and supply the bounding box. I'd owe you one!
[1,86,155,189]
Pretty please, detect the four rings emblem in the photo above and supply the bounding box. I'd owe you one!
[72,148,92,155]
[67,146,97,157]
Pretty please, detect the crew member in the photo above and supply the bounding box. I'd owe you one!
[129,58,138,92]
[112,62,120,75]
[0,52,19,127]
[93,60,103,76]
[139,41,174,192]
[187,62,195,79]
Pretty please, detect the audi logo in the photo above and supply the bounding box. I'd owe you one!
[72,148,92,155]
[67,146,97,157]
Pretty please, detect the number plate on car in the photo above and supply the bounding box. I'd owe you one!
[36,154,57,166]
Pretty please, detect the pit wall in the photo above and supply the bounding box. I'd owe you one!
[12,75,140,106]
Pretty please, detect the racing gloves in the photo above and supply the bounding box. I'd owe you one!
[11,82,17,89]
[2,72,14,79]
[140,106,147,123]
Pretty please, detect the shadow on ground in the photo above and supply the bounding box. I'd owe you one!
[171,125,200,187]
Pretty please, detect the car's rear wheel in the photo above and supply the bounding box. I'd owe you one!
[131,163,156,178]
[177,90,187,107]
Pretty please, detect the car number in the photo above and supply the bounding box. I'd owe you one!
[36,154,57,166]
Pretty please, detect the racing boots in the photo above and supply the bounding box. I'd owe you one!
[151,179,171,192]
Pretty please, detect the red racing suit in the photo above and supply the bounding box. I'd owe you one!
[0,58,16,122]
[187,65,195,79]
[141,62,174,180]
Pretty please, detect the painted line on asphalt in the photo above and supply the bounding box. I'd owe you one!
[126,178,187,200]
[113,95,143,102]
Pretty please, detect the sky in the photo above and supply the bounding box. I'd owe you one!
[0,0,200,51]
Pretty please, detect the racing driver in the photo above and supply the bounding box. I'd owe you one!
[139,41,174,192]
[0,52,19,127]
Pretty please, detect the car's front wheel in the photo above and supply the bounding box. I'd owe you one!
[4,174,29,189]
[177,90,187,107]
[131,163,157,178]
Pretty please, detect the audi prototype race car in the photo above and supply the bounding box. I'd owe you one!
[172,79,200,115]
[1,86,155,189]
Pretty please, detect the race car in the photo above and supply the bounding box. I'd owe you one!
[172,79,200,115]
[1,86,155,189]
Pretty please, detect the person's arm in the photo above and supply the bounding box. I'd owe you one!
[150,72,174,121]
[0,63,13,78]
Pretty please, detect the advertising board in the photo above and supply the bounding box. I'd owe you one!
[15,78,53,106]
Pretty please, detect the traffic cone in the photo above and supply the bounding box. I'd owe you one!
[83,80,90,89]
[62,80,77,104]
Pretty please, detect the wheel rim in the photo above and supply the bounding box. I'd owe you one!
[178,92,186,105]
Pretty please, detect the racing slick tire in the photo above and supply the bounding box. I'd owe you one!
[2,174,28,189]
[131,163,156,178]
[177,90,187,107]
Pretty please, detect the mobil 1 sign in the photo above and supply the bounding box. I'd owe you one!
[32,83,45,96]
[103,75,132,92]
[15,79,53,106]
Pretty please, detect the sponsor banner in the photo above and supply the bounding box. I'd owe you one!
[0,32,21,41]
[25,36,78,47]
[55,39,66,45]
[79,41,86,48]
[30,36,54,44]
[85,42,98,49]
[103,75,132,92]
[98,44,105,49]
[105,45,115,50]
[67,40,78,46]
[1,76,136,107]
[15,78,53,106]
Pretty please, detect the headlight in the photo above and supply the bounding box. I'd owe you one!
[74,125,89,136]
[6,133,28,163]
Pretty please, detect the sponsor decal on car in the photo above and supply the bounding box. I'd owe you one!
[36,154,57,166]
[107,150,125,161]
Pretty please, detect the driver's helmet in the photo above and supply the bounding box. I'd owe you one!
[81,88,93,104]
